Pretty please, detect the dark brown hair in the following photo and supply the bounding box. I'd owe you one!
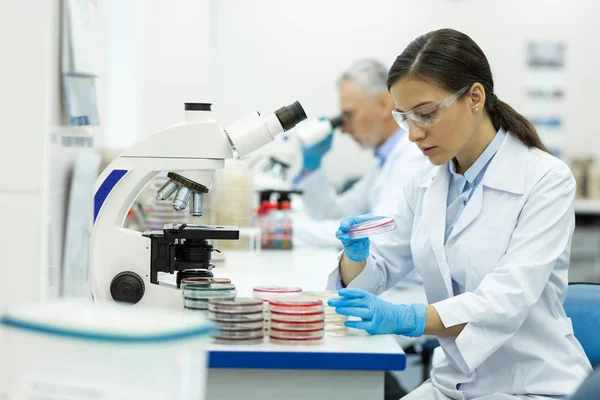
[387,28,548,152]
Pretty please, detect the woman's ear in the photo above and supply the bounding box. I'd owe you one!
[377,92,395,117]
[469,83,486,112]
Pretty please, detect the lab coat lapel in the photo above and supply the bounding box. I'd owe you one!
[446,132,527,242]
[420,166,454,298]
[446,184,483,243]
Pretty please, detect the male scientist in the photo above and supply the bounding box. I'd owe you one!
[294,59,425,245]
[293,59,427,399]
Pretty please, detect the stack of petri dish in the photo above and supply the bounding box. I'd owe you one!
[252,286,302,330]
[268,296,325,345]
[183,282,236,313]
[208,298,265,344]
[303,291,349,336]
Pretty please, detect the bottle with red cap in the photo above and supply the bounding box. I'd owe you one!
[280,200,293,249]
[257,200,272,249]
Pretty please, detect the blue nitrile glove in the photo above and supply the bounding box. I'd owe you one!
[336,214,383,262]
[301,116,334,171]
[328,288,427,336]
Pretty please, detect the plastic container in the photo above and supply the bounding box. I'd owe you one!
[269,320,325,331]
[325,324,349,336]
[269,297,324,314]
[269,336,323,345]
[269,310,325,323]
[302,290,339,302]
[252,286,302,301]
[180,277,232,289]
[269,328,324,340]
[0,299,214,400]
[184,298,211,310]
[347,217,397,239]
[207,298,267,343]
[302,290,349,336]
[208,298,263,314]
[252,286,303,331]
[212,320,265,331]
[184,283,236,300]
[215,328,264,340]
[184,283,236,311]
[323,314,348,324]
[208,311,264,322]
[213,337,264,345]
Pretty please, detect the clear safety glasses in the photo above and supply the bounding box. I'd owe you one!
[392,86,470,130]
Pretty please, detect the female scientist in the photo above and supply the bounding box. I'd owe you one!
[328,28,592,399]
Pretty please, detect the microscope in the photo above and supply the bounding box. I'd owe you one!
[91,101,307,309]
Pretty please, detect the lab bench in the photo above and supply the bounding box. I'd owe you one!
[197,248,410,399]
[206,333,405,400]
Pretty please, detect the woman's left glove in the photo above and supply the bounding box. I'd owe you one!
[328,288,427,337]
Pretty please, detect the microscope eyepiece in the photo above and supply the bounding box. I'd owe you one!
[329,115,344,129]
[275,101,307,131]
[185,103,212,111]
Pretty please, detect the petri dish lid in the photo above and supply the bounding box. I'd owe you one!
[302,290,339,302]
[208,298,263,314]
[208,311,264,322]
[269,296,322,308]
[212,320,264,330]
[185,297,209,305]
[209,298,262,307]
[302,290,338,297]
[253,286,302,294]
[270,310,324,320]
[0,299,215,343]
[270,320,325,331]
[185,283,235,292]
[347,217,397,239]
[213,337,264,344]
[185,293,236,302]
[181,277,232,285]
[269,331,325,344]
[215,327,264,340]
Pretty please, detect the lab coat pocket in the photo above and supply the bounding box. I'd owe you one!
[468,240,492,289]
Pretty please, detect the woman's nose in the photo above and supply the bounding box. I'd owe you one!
[407,121,426,143]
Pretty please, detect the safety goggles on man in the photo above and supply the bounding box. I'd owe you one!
[391,86,470,130]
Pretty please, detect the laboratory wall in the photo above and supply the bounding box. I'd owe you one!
[105,0,374,189]
[105,0,600,188]
[0,0,108,312]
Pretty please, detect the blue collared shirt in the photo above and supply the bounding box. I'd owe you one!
[445,128,506,243]
[375,128,405,167]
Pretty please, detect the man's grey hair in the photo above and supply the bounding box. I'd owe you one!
[337,59,389,96]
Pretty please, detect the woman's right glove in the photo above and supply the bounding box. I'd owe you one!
[335,214,384,262]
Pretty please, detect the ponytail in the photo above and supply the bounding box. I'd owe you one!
[488,96,549,153]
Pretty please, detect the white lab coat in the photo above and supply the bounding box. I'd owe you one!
[298,131,425,221]
[327,133,592,399]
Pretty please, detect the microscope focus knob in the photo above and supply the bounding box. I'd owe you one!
[110,272,145,304]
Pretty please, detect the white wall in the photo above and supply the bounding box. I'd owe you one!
[105,0,145,150]
[105,0,600,186]
[0,0,108,311]
[0,0,60,310]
